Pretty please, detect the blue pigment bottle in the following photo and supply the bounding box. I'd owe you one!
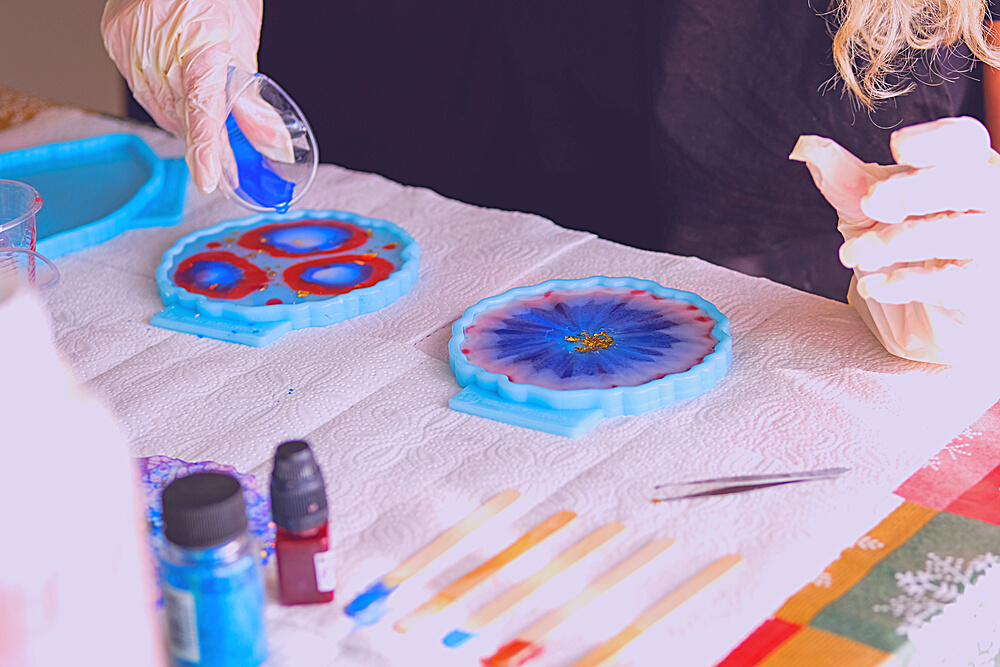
[159,472,267,667]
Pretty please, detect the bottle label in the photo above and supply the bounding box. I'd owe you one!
[163,582,201,663]
[314,550,337,593]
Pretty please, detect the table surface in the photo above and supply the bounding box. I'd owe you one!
[4,89,1000,667]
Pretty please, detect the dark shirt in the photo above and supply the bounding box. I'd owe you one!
[254,2,983,300]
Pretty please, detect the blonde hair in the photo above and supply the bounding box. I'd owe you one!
[831,0,1000,106]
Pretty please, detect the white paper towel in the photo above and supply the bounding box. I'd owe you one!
[5,109,1000,667]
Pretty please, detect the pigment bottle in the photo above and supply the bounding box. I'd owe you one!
[159,472,267,667]
[271,440,336,605]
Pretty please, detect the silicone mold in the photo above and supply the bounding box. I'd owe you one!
[448,276,732,437]
[0,134,188,258]
[153,209,419,346]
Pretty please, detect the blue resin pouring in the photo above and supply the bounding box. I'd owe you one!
[219,67,318,213]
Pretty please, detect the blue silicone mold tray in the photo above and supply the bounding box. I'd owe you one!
[0,134,188,258]
[152,209,419,346]
[448,276,732,437]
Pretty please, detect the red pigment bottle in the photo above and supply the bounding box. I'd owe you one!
[270,440,335,605]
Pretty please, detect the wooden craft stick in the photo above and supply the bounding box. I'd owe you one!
[395,510,577,633]
[480,536,675,667]
[444,522,624,647]
[384,489,522,588]
[569,554,744,667]
[523,536,675,643]
[344,489,521,624]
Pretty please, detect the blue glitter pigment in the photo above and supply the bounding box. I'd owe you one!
[160,473,267,667]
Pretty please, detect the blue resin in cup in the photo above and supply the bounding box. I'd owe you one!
[159,472,267,667]
[219,68,318,213]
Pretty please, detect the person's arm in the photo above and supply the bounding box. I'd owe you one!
[983,22,1000,151]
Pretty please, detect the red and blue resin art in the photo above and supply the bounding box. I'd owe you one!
[153,210,419,345]
[173,251,269,299]
[172,220,398,303]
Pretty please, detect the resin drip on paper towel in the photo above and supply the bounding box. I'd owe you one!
[152,210,419,346]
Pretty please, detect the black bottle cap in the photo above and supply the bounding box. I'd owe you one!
[270,440,328,532]
[162,472,248,548]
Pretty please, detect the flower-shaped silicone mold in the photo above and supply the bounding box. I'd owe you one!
[153,209,419,346]
[449,277,731,432]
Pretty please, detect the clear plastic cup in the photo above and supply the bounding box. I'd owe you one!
[0,248,59,291]
[0,180,59,290]
[0,179,41,251]
[219,68,319,213]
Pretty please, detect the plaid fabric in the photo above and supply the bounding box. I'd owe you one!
[718,400,1000,666]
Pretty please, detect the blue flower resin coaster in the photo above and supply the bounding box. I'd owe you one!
[152,209,419,346]
[448,276,732,438]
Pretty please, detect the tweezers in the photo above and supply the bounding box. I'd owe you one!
[652,467,850,502]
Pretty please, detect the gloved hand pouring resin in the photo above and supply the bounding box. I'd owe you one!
[101,0,264,195]
[791,116,1000,365]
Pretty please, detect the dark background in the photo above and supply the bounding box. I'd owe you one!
[127,2,986,301]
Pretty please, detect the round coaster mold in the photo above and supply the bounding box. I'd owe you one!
[448,276,731,435]
[153,209,419,346]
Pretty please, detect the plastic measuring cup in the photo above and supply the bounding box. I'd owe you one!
[219,68,319,213]
[0,180,60,290]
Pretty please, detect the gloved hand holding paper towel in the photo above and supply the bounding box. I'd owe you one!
[790,116,1000,365]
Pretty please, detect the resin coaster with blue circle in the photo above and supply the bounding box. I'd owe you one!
[448,276,732,438]
[152,209,419,346]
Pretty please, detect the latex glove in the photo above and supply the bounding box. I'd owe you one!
[0,286,163,666]
[101,0,263,194]
[790,117,1000,365]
